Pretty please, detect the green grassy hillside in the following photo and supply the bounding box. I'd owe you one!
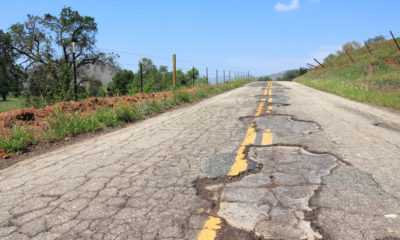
[296,38,400,110]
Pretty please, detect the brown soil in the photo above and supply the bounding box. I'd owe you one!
[0,90,192,137]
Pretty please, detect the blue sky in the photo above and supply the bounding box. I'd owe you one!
[0,0,399,77]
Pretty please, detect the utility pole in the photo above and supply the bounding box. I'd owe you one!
[229,69,231,82]
[72,42,77,101]
[140,54,143,92]
[248,71,250,80]
[172,54,177,87]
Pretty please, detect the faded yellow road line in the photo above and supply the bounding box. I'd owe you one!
[197,82,272,240]
[255,102,265,116]
[262,129,272,145]
[197,217,222,240]
[266,105,272,114]
[228,123,256,176]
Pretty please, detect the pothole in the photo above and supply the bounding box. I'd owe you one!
[196,145,340,240]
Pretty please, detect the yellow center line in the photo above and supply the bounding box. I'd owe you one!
[262,129,272,145]
[255,102,265,116]
[228,123,256,176]
[197,217,222,240]
[197,81,271,240]
[266,105,272,114]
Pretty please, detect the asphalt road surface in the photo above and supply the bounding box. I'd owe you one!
[0,81,399,240]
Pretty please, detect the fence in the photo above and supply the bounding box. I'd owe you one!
[305,30,400,70]
[98,47,253,87]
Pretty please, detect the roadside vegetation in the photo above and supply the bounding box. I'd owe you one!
[0,7,208,111]
[258,68,306,82]
[296,35,400,110]
[0,79,252,155]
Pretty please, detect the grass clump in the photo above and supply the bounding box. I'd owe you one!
[0,124,35,153]
[95,107,121,127]
[47,108,102,139]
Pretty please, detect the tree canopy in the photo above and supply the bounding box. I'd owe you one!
[0,30,24,101]
[8,7,116,106]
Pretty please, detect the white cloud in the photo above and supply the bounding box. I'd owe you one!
[275,0,300,11]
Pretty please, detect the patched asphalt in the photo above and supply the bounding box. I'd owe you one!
[1,81,400,239]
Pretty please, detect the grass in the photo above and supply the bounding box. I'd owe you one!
[296,38,400,110]
[0,79,252,154]
[0,95,25,113]
[0,124,35,153]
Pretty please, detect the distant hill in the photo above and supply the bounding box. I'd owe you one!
[267,71,286,80]
[80,63,119,85]
[296,38,400,110]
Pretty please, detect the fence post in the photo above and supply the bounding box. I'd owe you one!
[72,42,77,101]
[192,62,195,86]
[364,41,373,55]
[140,54,143,92]
[344,50,355,63]
[307,63,316,68]
[313,58,324,68]
[390,31,400,51]
[206,66,208,84]
[216,68,218,85]
[223,69,225,83]
[172,54,176,88]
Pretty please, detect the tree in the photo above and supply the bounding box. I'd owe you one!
[0,30,24,101]
[86,77,103,97]
[324,53,336,63]
[112,70,134,95]
[342,41,362,52]
[186,67,199,85]
[9,7,116,105]
[280,69,300,81]
[258,76,272,81]
[366,35,387,45]
[176,69,188,86]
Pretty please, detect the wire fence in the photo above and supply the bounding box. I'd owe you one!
[305,30,400,70]
[97,47,252,85]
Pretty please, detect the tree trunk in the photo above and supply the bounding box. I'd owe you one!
[2,92,6,101]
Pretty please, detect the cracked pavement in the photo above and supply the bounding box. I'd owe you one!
[1,81,400,239]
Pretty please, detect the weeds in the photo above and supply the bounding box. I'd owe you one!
[47,108,102,139]
[1,79,253,154]
[95,107,121,127]
[0,123,35,153]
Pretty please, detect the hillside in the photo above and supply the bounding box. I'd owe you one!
[296,38,400,110]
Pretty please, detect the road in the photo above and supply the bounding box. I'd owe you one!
[0,81,399,239]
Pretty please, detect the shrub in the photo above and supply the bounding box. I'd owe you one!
[139,102,151,116]
[148,100,164,113]
[173,91,193,104]
[366,35,387,45]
